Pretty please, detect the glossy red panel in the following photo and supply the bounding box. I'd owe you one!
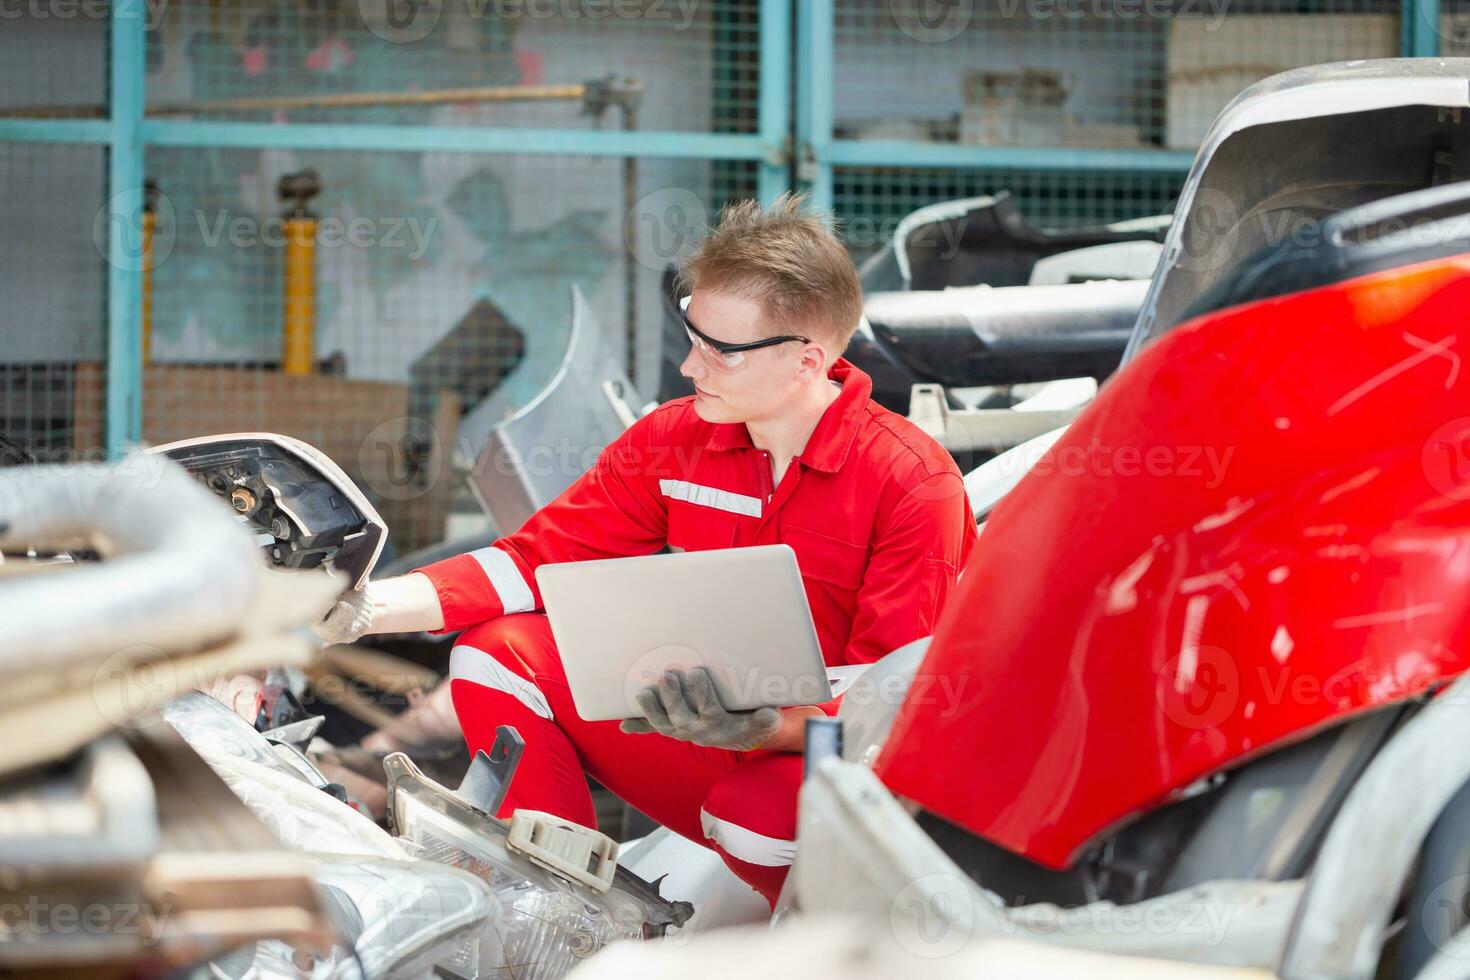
[876,256,1470,869]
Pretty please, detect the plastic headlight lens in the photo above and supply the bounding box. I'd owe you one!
[393,791,645,980]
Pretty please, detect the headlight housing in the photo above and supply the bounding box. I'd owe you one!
[386,752,690,980]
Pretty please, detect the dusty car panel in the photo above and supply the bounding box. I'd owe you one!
[1128,58,1470,357]
[465,284,644,536]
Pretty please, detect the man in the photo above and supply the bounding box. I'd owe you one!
[322,194,977,904]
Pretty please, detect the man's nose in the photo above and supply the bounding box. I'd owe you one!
[679,343,705,381]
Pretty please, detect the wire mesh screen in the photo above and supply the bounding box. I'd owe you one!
[140,0,760,133]
[840,0,1403,153]
[137,146,753,560]
[1440,0,1470,52]
[0,10,109,118]
[0,142,108,462]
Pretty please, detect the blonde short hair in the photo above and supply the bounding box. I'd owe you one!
[677,193,863,354]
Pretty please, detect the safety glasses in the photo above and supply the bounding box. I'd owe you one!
[682,311,811,373]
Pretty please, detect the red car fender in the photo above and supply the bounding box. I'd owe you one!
[875,255,1470,870]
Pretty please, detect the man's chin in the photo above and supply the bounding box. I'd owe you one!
[691,393,736,423]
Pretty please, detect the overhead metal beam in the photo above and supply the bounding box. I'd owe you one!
[826,139,1196,174]
[138,120,769,159]
[0,120,112,144]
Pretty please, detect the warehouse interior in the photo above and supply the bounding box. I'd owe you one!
[4,2,1470,978]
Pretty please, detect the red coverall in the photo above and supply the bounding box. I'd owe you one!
[414,358,976,903]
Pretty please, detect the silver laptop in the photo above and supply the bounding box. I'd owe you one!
[536,544,832,722]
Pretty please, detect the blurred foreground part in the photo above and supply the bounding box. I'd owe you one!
[0,454,338,777]
[0,436,690,978]
[0,453,338,976]
[571,914,1276,980]
[0,726,332,979]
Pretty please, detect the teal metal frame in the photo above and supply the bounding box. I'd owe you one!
[0,0,1445,456]
[0,0,794,458]
[106,0,147,457]
[1403,0,1442,57]
[795,0,834,211]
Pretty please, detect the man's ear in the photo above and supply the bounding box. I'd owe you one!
[796,342,829,382]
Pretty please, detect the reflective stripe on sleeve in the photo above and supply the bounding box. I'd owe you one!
[468,546,536,614]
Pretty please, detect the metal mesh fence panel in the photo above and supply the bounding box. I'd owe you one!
[138,0,760,133]
[0,141,108,462]
[0,7,110,118]
[839,0,1403,152]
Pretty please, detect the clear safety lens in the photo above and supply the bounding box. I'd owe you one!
[685,324,746,371]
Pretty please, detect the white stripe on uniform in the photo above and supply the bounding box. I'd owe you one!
[468,546,536,614]
[449,645,553,720]
[658,479,763,518]
[700,808,797,867]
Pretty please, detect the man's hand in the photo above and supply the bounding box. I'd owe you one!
[311,587,374,646]
[620,668,780,751]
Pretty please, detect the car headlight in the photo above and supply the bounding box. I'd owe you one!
[163,691,301,778]
[201,855,492,980]
[386,753,686,980]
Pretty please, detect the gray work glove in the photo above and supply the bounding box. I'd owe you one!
[311,587,373,646]
[619,667,780,751]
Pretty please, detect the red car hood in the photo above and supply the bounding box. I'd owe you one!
[875,255,1470,869]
